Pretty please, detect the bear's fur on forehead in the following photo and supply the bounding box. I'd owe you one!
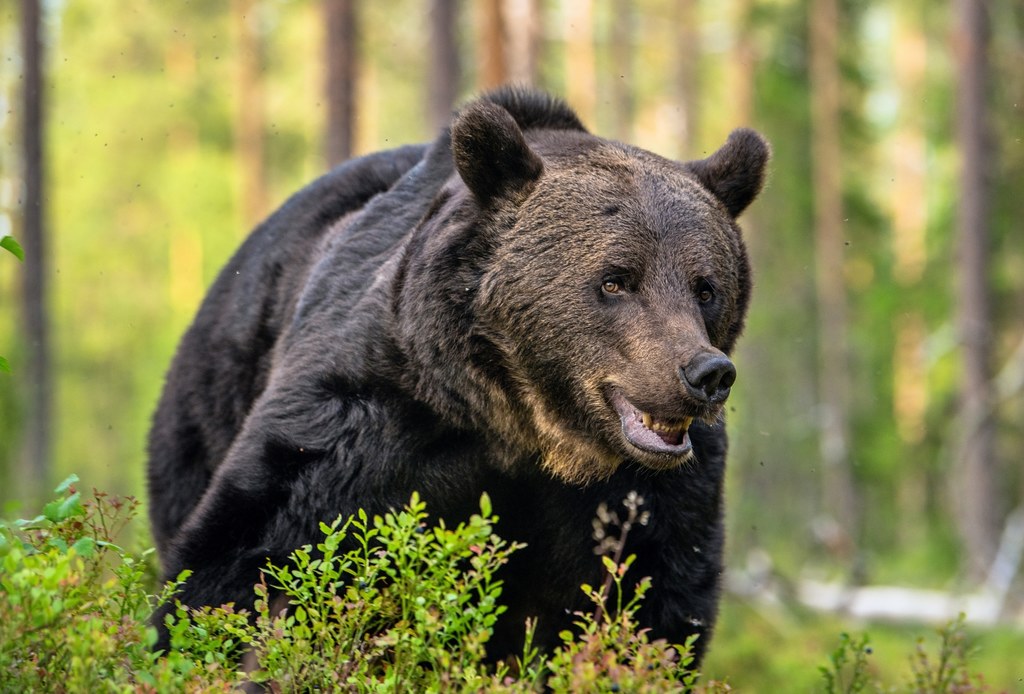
[466,85,588,133]
[147,85,769,668]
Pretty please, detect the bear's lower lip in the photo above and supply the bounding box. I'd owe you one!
[608,390,693,457]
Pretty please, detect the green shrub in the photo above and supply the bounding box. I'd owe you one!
[0,476,1000,692]
[239,492,522,691]
[1,478,707,692]
[0,474,219,692]
[819,615,992,694]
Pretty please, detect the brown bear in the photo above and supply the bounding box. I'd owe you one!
[147,86,769,664]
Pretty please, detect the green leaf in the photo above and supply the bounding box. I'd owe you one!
[0,356,9,373]
[42,491,82,522]
[54,473,80,494]
[601,555,617,574]
[12,514,45,527]
[71,536,96,557]
[1,235,24,261]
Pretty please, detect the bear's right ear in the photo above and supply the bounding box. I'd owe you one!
[686,128,770,218]
[451,101,544,206]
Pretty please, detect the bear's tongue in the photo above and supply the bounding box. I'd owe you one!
[609,391,693,455]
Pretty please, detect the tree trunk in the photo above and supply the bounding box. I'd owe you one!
[476,0,507,90]
[18,0,51,502]
[324,0,358,167]
[506,0,542,86]
[428,0,461,132]
[808,0,861,559]
[889,7,929,549]
[233,0,268,231]
[564,0,596,126]
[608,0,634,142]
[730,0,755,128]
[675,0,700,158]
[953,0,998,581]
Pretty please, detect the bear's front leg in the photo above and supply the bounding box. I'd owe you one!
[150,372,360,652]
[150,447,301,653]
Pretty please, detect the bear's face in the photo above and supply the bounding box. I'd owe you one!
[446,101,768,483]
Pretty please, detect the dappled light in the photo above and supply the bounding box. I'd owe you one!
[1,0,1022,690]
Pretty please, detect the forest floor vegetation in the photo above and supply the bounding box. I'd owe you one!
[0,477,1016,692]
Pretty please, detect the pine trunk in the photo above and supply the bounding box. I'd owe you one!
[675,0,700,158]
[234,0,268,230]
[428,0,461,131]
[18,0,51,501]
[477,0,507,89]
[609,0,634,142]
[564,0,595,126]
[506,0,542,86]
[808,0,861,558]
[324,0,357,167]
[953,0,998,581]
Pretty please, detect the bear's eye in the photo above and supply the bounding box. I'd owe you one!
[696,279,715,304]
[602,278,624,296]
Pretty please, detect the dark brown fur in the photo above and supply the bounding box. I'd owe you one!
[147,87,769,664]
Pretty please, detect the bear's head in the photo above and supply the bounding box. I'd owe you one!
[403,89,769,484]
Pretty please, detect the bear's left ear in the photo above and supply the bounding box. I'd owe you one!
[451,101,544,205]
[686,128,770,218]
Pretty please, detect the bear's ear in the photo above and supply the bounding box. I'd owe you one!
[451,101,544,205]
[686,128,770,218]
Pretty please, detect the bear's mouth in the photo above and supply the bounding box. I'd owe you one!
[608,390,694,457]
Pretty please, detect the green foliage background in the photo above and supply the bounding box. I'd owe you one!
[0,0,1022,687]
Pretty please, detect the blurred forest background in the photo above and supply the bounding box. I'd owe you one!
[1,0,1023,687]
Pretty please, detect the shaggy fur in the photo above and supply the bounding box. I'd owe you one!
[147,86,769,662]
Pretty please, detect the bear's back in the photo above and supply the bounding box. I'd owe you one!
[147,144,427,552]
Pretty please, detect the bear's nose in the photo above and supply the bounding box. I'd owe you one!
[680,353,736,404]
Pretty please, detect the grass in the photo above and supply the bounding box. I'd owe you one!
[703,598,1024,692]
[1,475,1020,692]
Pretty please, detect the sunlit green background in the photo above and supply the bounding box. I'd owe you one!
[1,0,1022,689]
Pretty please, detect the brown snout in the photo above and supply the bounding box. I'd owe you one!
[679,352,736,404]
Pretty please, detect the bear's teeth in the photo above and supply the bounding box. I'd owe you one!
[640,413,694,435]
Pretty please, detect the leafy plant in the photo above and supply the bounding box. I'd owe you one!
[1,235,23,261]
[0,234,21,374]
[908,614,989,694]
[0,478,1002,692]
[237,492,523,691]
[0,474,211,692]
[820,631,873,694]
[541,559,703,692]
[528,490,710,692]
[818,615,991,694]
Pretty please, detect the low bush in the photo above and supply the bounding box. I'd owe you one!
[1,477,712,692]
[0,477,997,692]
